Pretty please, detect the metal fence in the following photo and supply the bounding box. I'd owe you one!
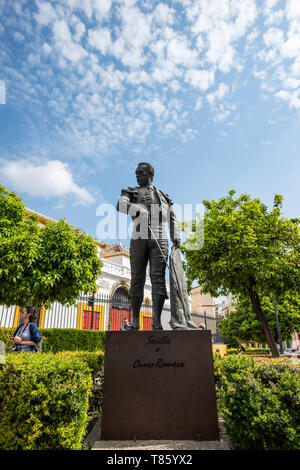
[0,292,227,343]
[78,292,154,331]
[77,292,226,342]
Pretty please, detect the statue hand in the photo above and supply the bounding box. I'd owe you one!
[138,207,149,220]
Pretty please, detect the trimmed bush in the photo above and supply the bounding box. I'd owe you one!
[0,353,93,450]
[48,350,105,420]
[44,350,104,376]
[214,355,300,450]
[227,348,238,355]
[245,347,270,355]
[0,327,105,353]
[40,328,105,353]
[227,347,270,355]
[0,328,15,351]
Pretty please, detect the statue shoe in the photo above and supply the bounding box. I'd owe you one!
[173,323,189,330]
[152,324,163,330]
[127,322,140,330]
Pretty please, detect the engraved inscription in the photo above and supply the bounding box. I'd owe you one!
[133,358,184,368]
[146,335,170,346]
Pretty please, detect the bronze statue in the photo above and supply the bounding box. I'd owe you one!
[117,162,180,330]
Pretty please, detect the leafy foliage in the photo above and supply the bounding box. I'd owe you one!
[0,353,93,449]
[227,347,271,355]
[219,293,300,344]
[182,190,300,356]
[182,190,299,297]
[0,185,103,308]
[0,327,105,353]
[214,355,300,450]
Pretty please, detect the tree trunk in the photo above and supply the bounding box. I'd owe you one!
[248,287,280,358]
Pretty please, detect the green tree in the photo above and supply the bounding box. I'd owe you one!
[0,185,103,308]
[182,191,300,357]
[218,293,300,345]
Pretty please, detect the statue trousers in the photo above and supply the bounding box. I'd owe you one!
[129,237,169,300]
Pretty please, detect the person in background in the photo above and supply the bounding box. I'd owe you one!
[239,345,246,355]
[120,318,130,331]
[12,306,42,352]
[199,323,206,330]
[215,348,221,358]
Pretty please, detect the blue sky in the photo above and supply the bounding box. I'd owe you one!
[0,0,300,247]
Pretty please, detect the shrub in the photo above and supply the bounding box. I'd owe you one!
[0,353,92,450]
[245,347,270,355]
[0,327,105,353]
[48,350,105,420]
[48,350,104,376]
[214,355,300,450]
[226,347,271,356]
[0,328,15,351]
[227,348,238,355]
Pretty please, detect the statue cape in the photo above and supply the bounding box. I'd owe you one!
[169,247,199,329]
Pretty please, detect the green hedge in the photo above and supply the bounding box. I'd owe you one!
[0,327,105,353]
[227,347,270,355]
[45,350,104,376]
[47,350,105,421]
[0,353,93,449]
[214,355,300,450]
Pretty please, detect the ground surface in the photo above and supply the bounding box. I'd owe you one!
[89,415,231,450]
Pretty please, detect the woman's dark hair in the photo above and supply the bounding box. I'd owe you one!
[25,306,38,323]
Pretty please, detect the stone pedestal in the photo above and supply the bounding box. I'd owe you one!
[101,330,219,441]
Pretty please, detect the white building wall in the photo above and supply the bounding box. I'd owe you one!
[0,305,16,328]
[43,302,78,329]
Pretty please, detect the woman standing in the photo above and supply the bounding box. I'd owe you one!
[12,306,42,352]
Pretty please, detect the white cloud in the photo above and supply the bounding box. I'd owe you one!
[145,98,165,118]
[0,160,95,205]
[167,37,198,67]
[195,96,203,110]
[276,89,300,109]
[88,28,112,55]
[71,16,86,42]
[205,83,234,122]
[187,0,257,72]
[53,20,87,63]
[34,1,57,26]
[206,83,230,106]
[255,0,300,113]
[27,53,40,67]
[185,68,215,90]
[153,3,175,25]
[263,27,284,48]
[59,0,112,20]
[4,0,300,164]
[42,43,52,56]
[14,31,25,42]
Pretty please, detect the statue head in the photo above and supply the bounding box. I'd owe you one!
[135,162,154,187]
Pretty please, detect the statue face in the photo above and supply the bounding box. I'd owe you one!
[135,166,152,186]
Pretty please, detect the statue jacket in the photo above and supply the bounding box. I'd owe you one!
[116,185,180,242]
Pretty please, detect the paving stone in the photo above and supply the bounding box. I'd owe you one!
[90,415,231,450]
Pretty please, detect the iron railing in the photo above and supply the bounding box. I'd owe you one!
[0,292,227,343]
